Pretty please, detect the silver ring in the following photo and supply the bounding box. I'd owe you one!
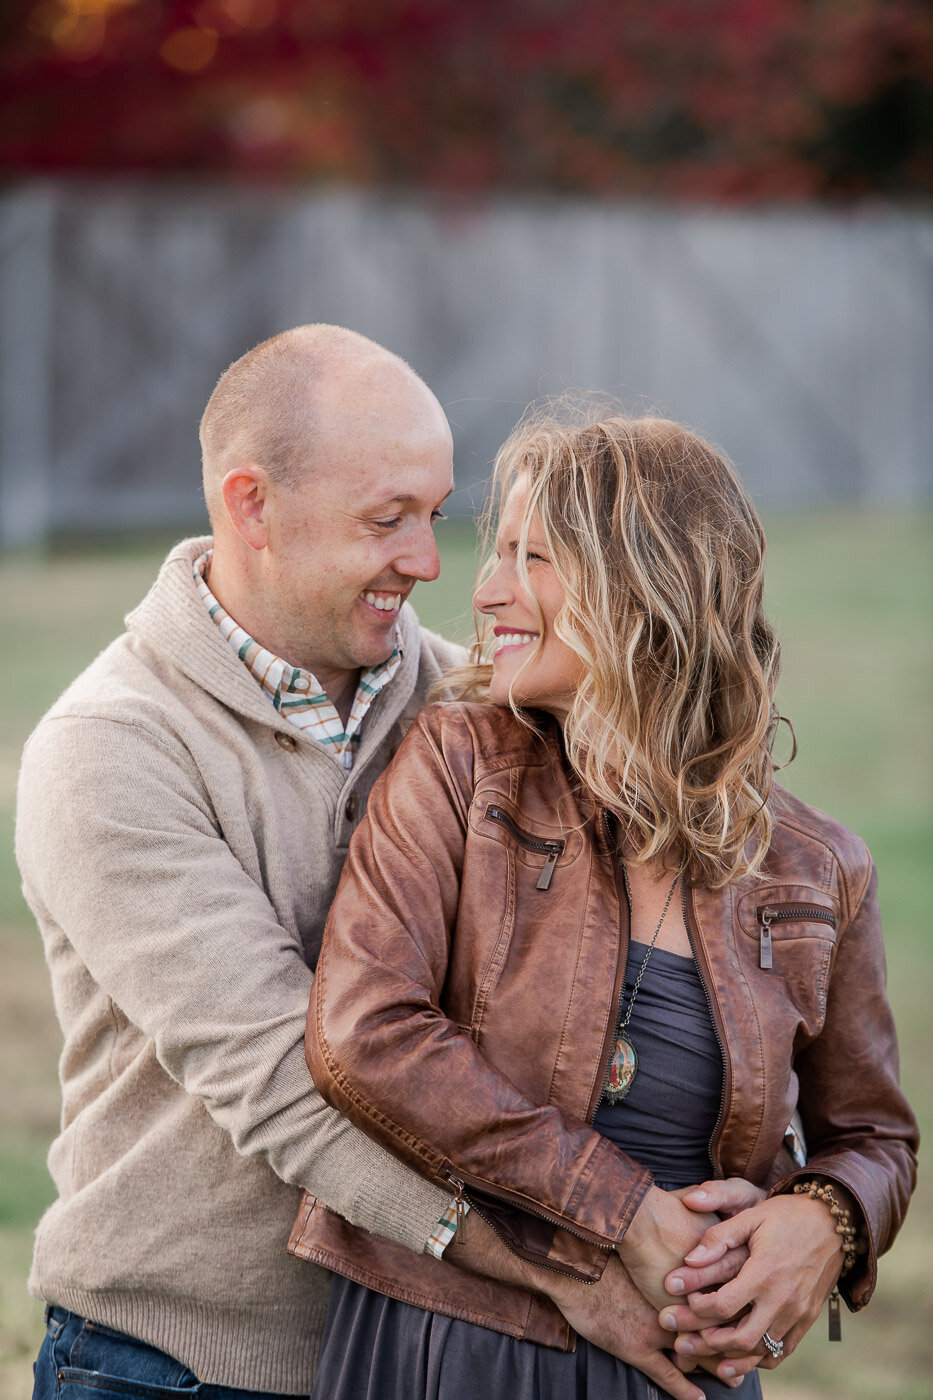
[762,1331,784,1359]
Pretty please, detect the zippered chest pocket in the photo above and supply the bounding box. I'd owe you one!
[736,887,838,970]
[757,902,837,969]
[735,886,840,1035]
[483,804,566,890]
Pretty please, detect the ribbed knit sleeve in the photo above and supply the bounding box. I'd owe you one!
[16,706,451,1251]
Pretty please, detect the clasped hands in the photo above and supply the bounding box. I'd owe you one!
[549,1176,846,1400]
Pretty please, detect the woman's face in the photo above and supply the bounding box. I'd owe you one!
[473,479,585,721]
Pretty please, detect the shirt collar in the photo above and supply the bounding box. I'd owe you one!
[192,549,403,770]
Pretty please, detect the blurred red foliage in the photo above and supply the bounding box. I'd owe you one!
[0,0,930,199]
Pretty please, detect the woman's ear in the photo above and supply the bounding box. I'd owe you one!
[220,465,272,550]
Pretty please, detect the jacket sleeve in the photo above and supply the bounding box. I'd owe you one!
[771,859,919,1308]
[15,711,452,1252]
[307,708,653,1256]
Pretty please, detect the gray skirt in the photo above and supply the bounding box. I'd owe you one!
[310,1278,764,1400]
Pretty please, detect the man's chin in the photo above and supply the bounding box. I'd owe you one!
[351,633,399,672]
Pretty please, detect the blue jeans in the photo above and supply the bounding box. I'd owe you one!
[33,1307,309,1399]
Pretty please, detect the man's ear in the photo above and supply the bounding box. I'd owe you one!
[220,466,272,550]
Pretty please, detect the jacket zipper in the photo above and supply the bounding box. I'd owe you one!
[485,804,565,890]
[756,899,843,1344]
[445,1169,611,1273]
[585,812,627,1114]
[591,810,635,1114]
[757,902,837,970]
[449,1176,601,1283]
[449,1176,470,1243]
[683,882,730,1177]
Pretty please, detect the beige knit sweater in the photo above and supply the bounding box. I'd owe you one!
[16,538,464,1392]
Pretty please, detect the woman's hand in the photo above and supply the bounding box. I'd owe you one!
[662,1177,768,1297]
[616,1178,766,1312]
[657,1190,848,1368]
[616,1184,721,1311]
[679,1177,767,1221]
[608,1178,766,1385]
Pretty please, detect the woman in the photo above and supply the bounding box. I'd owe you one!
[296,408,917,1399]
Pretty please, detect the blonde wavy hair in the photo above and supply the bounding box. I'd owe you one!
[451,402,787,888]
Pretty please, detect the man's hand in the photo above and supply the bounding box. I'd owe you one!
[546,1252,711,1400]
[657,1191,846,1369]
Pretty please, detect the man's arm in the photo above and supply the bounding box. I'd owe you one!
[16,712,452,1250]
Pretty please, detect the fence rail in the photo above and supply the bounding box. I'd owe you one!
[1,183,931,547]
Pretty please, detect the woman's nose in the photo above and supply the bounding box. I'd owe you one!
[473,561,508,613]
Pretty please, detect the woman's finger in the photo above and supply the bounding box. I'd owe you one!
[681,1213,755,1268]
[678,1178,767,1219]
[665,1244,748,1297]
[660,1303,733,1335]
[698,1299,818,1364]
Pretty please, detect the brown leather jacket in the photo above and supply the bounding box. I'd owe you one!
[289,703,918,1351]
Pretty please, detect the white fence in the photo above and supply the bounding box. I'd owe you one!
[1,182,931,547]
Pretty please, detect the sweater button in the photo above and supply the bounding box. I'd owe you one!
[345,793,358,821]
[274,730,298,751]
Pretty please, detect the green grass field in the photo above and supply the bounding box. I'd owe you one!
[1,512,930,1400]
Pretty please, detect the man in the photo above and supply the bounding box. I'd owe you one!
[18,326,468,1395]
[18,324,750,1400]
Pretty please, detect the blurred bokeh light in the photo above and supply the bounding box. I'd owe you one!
[1,0,931,199]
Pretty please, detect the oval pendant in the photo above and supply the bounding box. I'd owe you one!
[604,1033,637,1104]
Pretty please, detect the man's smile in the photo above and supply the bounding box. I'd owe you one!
[360,590,404,615]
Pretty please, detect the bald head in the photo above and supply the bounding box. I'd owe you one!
[197,323,454,706]
[199,324,425,523]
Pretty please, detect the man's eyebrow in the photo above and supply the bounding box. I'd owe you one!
[364,486,454,509]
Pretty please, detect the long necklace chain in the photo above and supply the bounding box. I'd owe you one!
[603,866,681,1104]
[618,865,681,1037]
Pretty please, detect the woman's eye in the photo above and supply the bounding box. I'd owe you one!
[431,510,448,524]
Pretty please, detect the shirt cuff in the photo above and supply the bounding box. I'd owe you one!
[424,1198,470,1260]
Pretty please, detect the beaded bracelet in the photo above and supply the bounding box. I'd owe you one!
[792,1178,861,1342]
[792,1178,859,1275]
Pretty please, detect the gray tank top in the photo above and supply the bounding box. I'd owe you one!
[593,940,722,1188]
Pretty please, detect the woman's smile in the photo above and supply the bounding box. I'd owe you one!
[474,478,584,719]
[492,627,539,655]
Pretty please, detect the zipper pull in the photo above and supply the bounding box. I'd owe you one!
[537,848,559,891]
[759,907,775,969]
[828,1287,842,1341]
[450,1177,468,1243]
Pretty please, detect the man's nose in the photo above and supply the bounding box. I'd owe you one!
[396,524,441,582]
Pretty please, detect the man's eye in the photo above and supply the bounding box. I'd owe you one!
[373,517,402,529]
[431,510,448,524]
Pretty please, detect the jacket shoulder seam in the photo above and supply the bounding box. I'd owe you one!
[770,811,871,923]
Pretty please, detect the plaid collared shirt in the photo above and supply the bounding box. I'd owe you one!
[193,551,402,772]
